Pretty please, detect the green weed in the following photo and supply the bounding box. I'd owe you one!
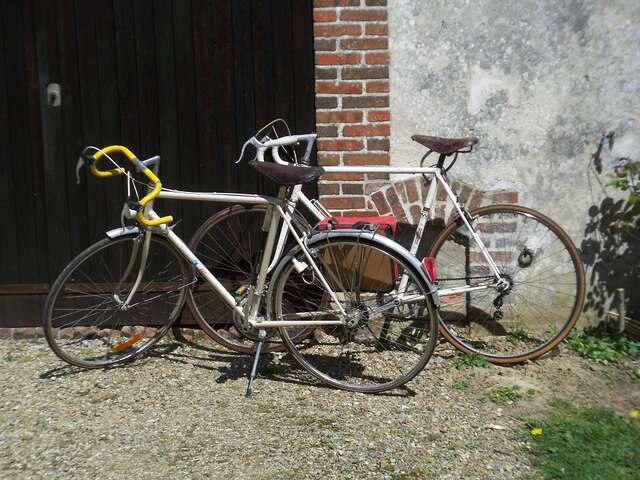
[506,326,529,344]
[451,353,490,369]
[528,402,640,480]
[452,378,470,390]
[567,327,639,363]
[3,352,14,362]
[486,385,522,405]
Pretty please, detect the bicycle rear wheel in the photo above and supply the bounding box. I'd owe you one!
[43,233,190,368]
[269,236,438,393]
[430,204,585,364]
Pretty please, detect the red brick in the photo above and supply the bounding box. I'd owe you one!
[367,138,390,151]
[316,96,338,109]
[317,153,341,165]
[365,23,388,36]
[340,38,388,50]
[371,191,391,214]
[320,196,365,209]
[315,52,361,65]
[343,153,390,165]
[340,9,387,21]
[491,191,519,203]
[315,81,362,94]
[384,187,408,222]
[315,67,338,80]
[469,189,484,210]
[343,123,390,137]
[318,183,340,195]
[394,181,407,203]
[342,183,364,194]
[366,81,389,93]
[436,184,447,201]
[342,96,388,108]
[316,110,363,124]
[314,10,337,22]
[314,0,360,6]
[316,125,338,137]
[365,52,389,65]
[317,139,363,151]
[367,109,390,122]
[322,172,365,181]
[367,172,389,180]
[314,24,362,37]
[405,179,419,203]
[315,38,337,51]
[342,66,388,80]
[460,185,473,203]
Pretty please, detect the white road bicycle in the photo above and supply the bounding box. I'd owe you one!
[43,144,440,395]
[185,122,585,364]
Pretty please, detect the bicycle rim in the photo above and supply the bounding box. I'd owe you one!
[43,234,189,368]
[270,238,438,393]
[430,204,585,363]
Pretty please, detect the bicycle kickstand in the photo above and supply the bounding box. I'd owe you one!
[245,328,267,398]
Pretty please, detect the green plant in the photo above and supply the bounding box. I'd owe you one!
[451,353,490,369]
[528,402,640,480]
[567,327,639,363]
[3,352,14,362]
[486,385,522,405]
[452,378,470,390]
[506,326,529,344]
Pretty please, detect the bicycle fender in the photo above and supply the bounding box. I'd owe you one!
[305,229,440,306]
[106,225,140,239]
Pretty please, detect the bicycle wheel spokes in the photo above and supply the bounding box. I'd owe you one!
[44,235,189,368]
[431,205,584,363]
[272,239,437,393]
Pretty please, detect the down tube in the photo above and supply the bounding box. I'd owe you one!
[164,228,244,318]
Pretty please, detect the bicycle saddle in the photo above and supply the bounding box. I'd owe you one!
[411,135,478,155]
[249,160,325,185]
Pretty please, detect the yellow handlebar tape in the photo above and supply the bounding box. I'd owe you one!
[89,145,173,227]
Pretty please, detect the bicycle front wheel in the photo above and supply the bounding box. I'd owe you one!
[269,236,438,393]
[430,204,585,364]
[43,233,190,368]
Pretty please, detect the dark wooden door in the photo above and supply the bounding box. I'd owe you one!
[0,0,315,326]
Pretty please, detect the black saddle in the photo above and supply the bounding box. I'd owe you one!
[250,160,325,185]
[411,135,478,155]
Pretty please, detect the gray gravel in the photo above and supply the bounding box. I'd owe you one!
[1,336,636,479]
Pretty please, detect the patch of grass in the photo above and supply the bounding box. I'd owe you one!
[452,378,470,390]
[567,327,639,363]
[506,326,529,344]
[3,352,14,362]
[451,353,490,369]
[528,402,640,480]
[486,385,522,405]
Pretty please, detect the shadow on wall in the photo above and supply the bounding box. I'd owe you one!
[581,135,640,321]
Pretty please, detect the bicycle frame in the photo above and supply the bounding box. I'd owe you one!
[265,165,505,299]
[118,187,425,330]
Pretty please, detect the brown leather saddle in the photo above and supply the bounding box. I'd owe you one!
[250,160,324,185]
[411,134,478,155]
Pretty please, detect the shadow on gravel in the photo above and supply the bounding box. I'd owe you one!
[155,338,417,397]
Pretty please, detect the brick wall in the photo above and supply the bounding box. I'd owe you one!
[313,0,390,216]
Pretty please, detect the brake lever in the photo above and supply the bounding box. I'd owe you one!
[235,136,265,164]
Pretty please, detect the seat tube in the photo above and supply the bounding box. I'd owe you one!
[247,187,287,322]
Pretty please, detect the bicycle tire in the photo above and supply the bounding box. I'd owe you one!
[43,233,190,368]
[429,204,585,364]
[185,205,314,354]
[269,235,438,393]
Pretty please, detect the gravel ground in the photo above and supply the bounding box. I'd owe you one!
[1,336,638,480]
